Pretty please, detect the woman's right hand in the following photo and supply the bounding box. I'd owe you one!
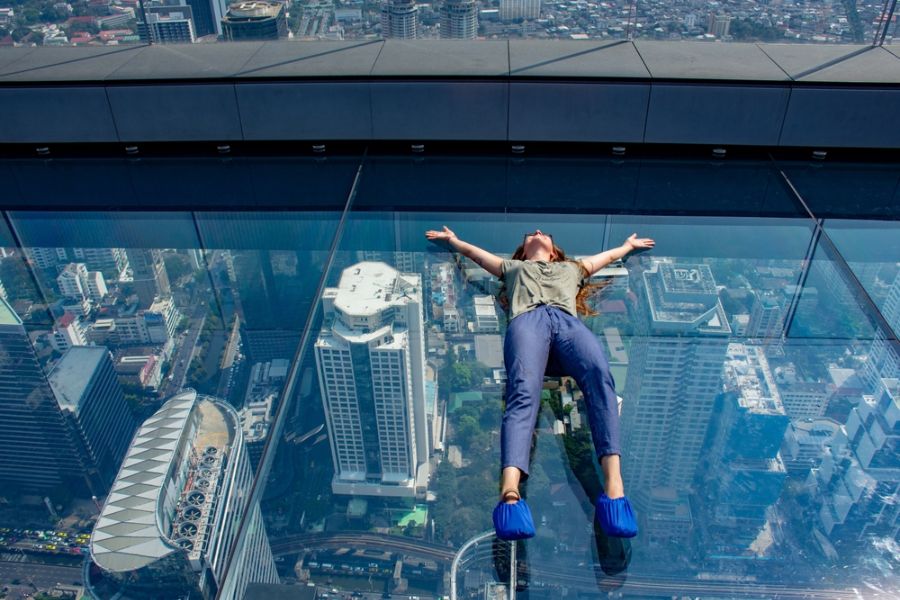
[425,226,458,242]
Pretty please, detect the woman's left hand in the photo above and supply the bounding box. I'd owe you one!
[625,233,655,250]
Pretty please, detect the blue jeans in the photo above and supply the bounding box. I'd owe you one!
[501,304,621,477]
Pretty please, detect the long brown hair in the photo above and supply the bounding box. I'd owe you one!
[500,240,610,317]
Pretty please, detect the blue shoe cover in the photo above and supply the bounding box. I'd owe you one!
[493,498,536,541]
[595,494,638,538]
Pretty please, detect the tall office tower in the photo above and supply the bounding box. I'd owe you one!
[701,343,789,556]
[182,0,216,36]
[746,291,784,340]
[863,272,900,393]
[48,347,137,495]
[90,390,279,599]
[221,1,288,40]
[230,250,301,362]
[621,261,731,544]
[0,298,105,496]
[440,0,477,39]
[500,0,540,21]
[381,0,418,38]
[124,248,171,308]
[315,261,430,498]
[811,378,899,550]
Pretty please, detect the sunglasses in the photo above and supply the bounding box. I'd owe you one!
[524,231,552,239]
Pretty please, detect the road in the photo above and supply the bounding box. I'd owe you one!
[271,533,455,565]
[159,302,207,398]
[0,560,82,589]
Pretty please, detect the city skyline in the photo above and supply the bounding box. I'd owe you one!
[1,0,896,45]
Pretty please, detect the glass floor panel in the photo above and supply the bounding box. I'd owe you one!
[0,155,895,600]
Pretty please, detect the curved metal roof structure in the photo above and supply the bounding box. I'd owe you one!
[90,390,197,572]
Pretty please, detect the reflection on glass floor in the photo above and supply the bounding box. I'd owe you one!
[0,157,896,600]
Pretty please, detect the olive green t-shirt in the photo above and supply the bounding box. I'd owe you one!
[499,259,588,321]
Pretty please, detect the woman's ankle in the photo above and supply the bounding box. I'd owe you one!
[604,475,625,499]
[500,489,521,504]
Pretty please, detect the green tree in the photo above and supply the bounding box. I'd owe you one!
[457,414,479,444]
[163,254,191,282]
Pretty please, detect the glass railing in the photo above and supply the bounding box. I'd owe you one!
[0,152,897,600]
[0,0,896,47]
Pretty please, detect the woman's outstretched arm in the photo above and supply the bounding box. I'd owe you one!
[425,226,504,278]
[579,233,655,277]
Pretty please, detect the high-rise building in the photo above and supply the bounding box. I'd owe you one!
[500,0,540,21]
[57,263,89,299]
[49,312,87,352]
[440,0,477,39]
[747,291,784,340]
[781,418,841,474]
[701,343,789,556]
[181,0,217,37]
[123,248,171,308]
[25,247,68,270]
[811,378,899,549]
[315,261,430,498]
[85,270,108,301]
[621,261,731,543]
[72,247,128,278]
[381,0,418,38]
[863,272,900,393]
[0,298,114,496]
[57,262,107,303]
[47,347,137,495]
[221,0,288,40]
[90,390,279,599]
[707,13,731,38]
[138,11,197,43]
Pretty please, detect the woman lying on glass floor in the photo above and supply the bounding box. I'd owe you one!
[425,226,655,541]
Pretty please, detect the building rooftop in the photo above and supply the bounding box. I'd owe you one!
[48,346,108,414]
[91,390,235,573]
[332,261,420,318]
[225,1,283,19]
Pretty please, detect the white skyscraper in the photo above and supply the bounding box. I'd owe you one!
[90,390,278,599]
[440,0,477,39]
[621,261,731,543]
[381,0,418,38]
[500,0,540,21]
[315,261,430,498]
